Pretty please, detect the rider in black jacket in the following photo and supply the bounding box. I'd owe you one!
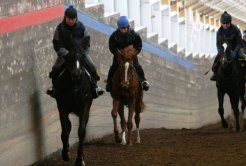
[210,11,245,81]
[106,16,150,92]
[47,6,104,98]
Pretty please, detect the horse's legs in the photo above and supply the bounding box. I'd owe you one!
[217,89,228,128]
[118,105,126,145]
[59,111,71,161]
[76,102,91,166]
[76,116,86,166]
[127,102,135,146]
[112,100,121,143]
[239,97,246,130]
[228,90,240,132]
[134,111,141,144]
[240,80,246,130]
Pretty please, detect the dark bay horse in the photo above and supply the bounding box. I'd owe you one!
[53,36,93,166]
[237,56,246,129]
[216,42,240,132]
[110,45,145,146]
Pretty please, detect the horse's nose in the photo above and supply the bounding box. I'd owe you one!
[120,81,129,89]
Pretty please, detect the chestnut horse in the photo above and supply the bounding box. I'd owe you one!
[110,45,145,146]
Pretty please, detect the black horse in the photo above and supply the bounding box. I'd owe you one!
[53,36,93,166]
[237,55,246,129]
[216,41,240,132]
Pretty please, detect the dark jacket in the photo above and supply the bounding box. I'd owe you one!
[53,19,89,56]
[216,23,243,55]
[109,28,142,55]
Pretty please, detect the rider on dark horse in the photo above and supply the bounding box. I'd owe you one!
[210,11,246,81]
[47,6,104,98]
[106,16,150,92]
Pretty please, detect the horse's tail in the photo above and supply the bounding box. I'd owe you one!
[136,88,145,113]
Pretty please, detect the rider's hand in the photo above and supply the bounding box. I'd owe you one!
[58,48,69,57]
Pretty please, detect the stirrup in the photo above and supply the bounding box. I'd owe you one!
[142,81,149,91]
[92,87,105,98]
[96,87,105,96]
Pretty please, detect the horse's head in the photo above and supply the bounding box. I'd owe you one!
[116,45,138,89]
[216,40,238,86]
[220,41,234,71]
[66,36,90,92]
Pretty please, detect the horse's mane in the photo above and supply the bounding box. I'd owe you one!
[117,45,138,63]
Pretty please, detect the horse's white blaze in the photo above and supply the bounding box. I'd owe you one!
[223,43,227,50]
[76,60,80,69]
[136,128,141,143]
[121,131,126,145]
[124,62,129,82]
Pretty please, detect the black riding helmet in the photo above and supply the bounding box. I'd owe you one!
[65,5,77,19]
[220,11,231,23]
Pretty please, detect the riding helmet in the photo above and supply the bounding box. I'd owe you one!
[65,5,77,19]
[117,16,129,28]
[220,11,231,23]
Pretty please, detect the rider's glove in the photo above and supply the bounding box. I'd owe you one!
[58,48,69,57]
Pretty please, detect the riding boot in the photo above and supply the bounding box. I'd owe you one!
[47,57,66,98]
[106,66,115,92]
[47,76,57,98]
[135,66,149,91]
[90,72,104,98]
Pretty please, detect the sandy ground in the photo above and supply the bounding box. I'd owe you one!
[32,122,246,166]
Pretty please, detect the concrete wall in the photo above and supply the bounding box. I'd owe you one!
[0,1,231,166]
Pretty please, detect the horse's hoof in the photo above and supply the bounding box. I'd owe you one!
[62,151,70,161]
[115,135,122,143]
[115,138,122,143]
[127,140,133,146]
[222,120,228,128]
[136,138,141,144]
[76,158,85,166]
[222,123,228,128]
[236,125,240,132]
[121,139,126,145]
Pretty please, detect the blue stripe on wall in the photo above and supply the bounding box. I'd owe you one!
[64,5,193,69]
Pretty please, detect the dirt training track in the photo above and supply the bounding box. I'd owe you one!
[33,123,246,166]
